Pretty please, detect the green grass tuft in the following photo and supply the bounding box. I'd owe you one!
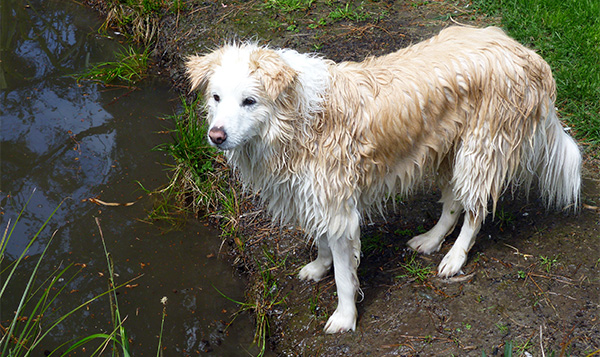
[264,0,314,12]
[328,2,371,22]
[77,45,150,85]
[397,253,434,282]
[153,96,230,215]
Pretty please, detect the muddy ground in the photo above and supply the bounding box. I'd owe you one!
[92,0,600,355]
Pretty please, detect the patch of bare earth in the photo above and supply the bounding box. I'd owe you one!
[145,1,600,355]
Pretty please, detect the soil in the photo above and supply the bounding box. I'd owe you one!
[94,1,600,355]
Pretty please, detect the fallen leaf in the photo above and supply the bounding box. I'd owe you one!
[88,197,136,207]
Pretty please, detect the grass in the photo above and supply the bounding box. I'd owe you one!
[264,0,314,12]
[328,2,371,22]
[150,96,244,235]
[496,207,515,230]
[397,253,434,282]
[539,254,559,273]
[155,96,221,210]
[214,248,288,357]
[77,0,187,86]
[0,192,140,356]
[76,45,150,85]
[102,0,185,45]
[263,0,388,33]
[473,0,600,147]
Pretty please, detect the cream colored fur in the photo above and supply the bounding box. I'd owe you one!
[185,26,581,334]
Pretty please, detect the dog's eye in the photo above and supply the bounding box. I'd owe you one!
[213,94,220,102]
[242,97,256,107]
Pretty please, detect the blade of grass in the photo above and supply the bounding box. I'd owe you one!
[95,217,131,357]
[0,193,64,356]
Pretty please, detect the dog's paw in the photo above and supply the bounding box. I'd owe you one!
[437,249,467,278]
[407,233,442,255]
[298,260,330,282]
[323,307,357,334]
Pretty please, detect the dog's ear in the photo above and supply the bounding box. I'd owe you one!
[185,51,222,93]
[249,48,297,100]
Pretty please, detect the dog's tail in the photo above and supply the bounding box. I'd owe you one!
[522,105,581,211]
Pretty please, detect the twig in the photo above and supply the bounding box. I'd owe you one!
[526,273,559,317]
[540,325,545,357]
[504,243,534,260]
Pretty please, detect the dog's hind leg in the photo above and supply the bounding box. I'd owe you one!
[437,211,483,277]
[299,234,332,282]
[407,187,462,254]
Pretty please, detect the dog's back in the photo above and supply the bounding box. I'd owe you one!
[322,26,571,217]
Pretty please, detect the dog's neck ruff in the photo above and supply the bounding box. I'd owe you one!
[225,49,333,237]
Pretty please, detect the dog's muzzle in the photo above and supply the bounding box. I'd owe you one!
[208,127,227,146]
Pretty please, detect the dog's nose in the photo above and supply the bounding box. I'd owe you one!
[208,127,227,145]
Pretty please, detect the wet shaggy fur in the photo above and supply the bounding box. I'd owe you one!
[185,26,582,334]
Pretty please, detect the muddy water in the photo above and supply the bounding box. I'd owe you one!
[0,0,256,354]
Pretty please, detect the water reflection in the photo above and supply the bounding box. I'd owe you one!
[0,0,255,354]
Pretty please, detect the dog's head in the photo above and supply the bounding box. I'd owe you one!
[186,44,298,150]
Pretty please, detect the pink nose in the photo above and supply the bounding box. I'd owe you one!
[208,127,227,145]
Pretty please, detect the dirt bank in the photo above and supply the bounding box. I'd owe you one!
[94,1,600,355]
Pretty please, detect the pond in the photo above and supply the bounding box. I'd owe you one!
[0,0,256,354]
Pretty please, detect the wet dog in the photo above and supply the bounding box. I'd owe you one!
[185,26,581,333]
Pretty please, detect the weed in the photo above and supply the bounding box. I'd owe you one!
[214,248,288,357]
[137,180,190,230]
[496,207,515,230]
[517,270,526,279]
[94,217,132,356]
[328,2,370,22]
[154,96,227,215]
[411,1,429,8]
[539,255,559,272]
[362,233,386,255]
[286,23,299,32]
[397,253,434,282]
[395,228,414,237]
[156,297,168,357]
[151,96,249,237]
[308,17,327,29]
[101,0,184,45]
[496,322,509,334]
[0,192,138,355]
[483,340,517,357]
[77,45,150,85]
[264,0,314,12]
[514,337,533,356]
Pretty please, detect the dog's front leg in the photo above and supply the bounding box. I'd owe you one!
[299,234,332,282]
[323,217,361,334]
